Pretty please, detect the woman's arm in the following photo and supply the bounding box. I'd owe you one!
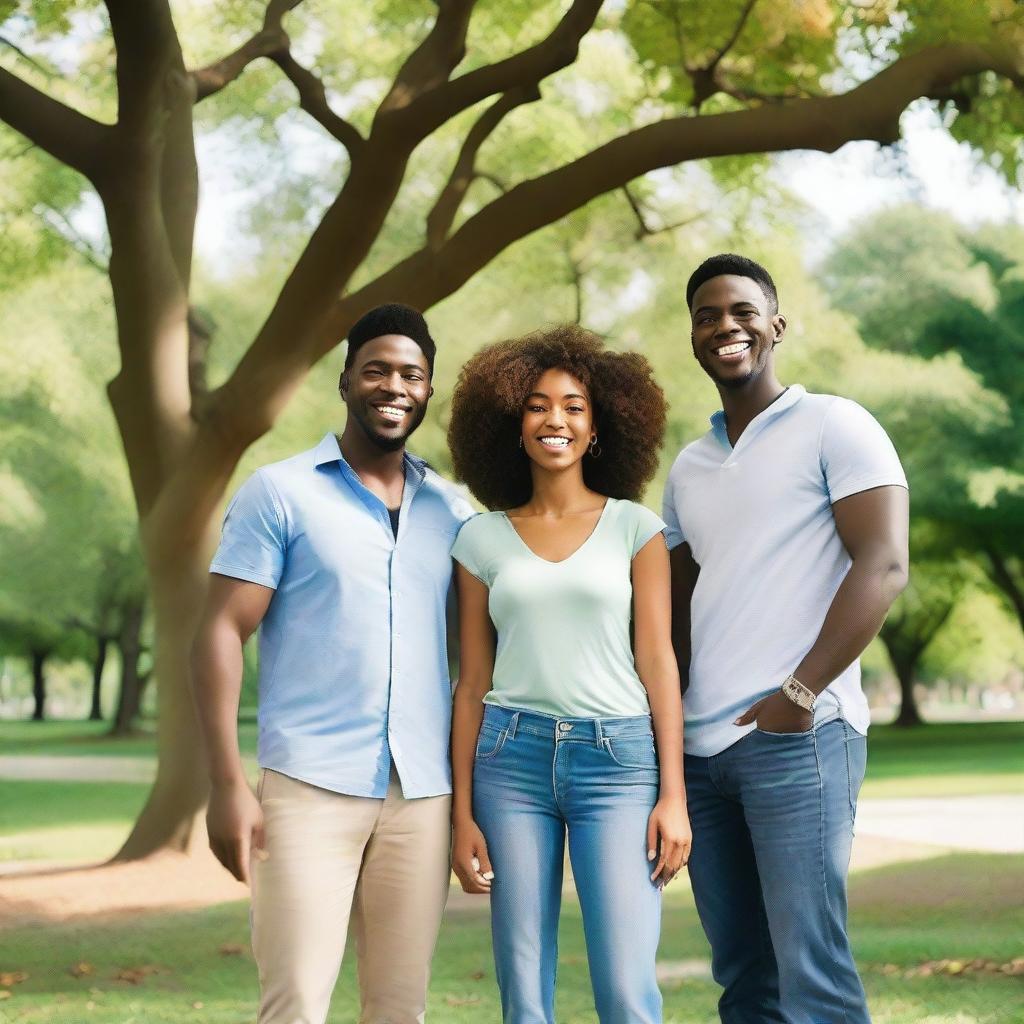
[632,534,691,886]
[451,561,498,894]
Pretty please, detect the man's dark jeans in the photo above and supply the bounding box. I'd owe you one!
[685,718,870,1024]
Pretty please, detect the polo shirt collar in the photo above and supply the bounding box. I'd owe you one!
[710,385,806,453]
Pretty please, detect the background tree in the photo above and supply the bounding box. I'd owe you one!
[826,209,1024,636]
[1,0,1022,859]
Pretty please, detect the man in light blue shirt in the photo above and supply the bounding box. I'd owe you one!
[664,255,909,1024]
[192,304,472,1024]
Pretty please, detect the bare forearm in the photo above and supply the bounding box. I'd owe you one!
[451,683,487,824]
[796,557,908,694]
[638,655,685,801]
[191,621,247,786]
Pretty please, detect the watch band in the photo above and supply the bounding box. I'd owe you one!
[781,674,816,711]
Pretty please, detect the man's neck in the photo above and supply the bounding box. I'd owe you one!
[337,425,406,484]
[717,374,786,447]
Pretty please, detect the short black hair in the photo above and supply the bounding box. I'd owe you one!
[686,254,779,315]
[344,303,436,375]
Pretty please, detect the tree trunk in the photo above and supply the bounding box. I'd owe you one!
[89,636,109,721]
[30,648,47,721]
[113,522,218,859]
[892,657,924,728]
[112,597,146,736]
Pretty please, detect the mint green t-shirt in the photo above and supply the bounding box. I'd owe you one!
[451,498,667,718]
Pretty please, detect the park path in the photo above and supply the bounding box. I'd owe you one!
[2,753,1022,856]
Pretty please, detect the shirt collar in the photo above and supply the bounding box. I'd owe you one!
[710,385,806,451]
[313,431,428,481]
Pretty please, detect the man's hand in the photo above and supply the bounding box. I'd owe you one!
[735,689,812,734]
[207,778,265,885]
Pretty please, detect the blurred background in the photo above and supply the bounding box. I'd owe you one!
[0,2,1021,1022]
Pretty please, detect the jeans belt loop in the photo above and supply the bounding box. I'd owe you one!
[594,717,605,747]
[507,711,520,740]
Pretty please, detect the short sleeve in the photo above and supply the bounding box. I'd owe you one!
[628,502,667,558]
[661,466,685,551]
[820,399,908,505]
[209,471,286,589]
[450,515,491,586]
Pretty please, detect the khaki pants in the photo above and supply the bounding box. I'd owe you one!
[251,768,452,1024]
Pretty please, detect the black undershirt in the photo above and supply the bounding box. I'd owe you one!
[387,506,400,538]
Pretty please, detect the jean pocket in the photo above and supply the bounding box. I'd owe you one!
[602,736,658,769]
[475,726,508,760]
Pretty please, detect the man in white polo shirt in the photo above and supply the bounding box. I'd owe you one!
[664,254,909,1024]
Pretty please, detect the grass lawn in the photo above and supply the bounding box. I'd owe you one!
[860,722,1024,798]
[0,782,150,863]
[0,854,1020,1023]
[0,720,258,759]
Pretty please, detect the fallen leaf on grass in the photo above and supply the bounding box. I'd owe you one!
[219,943,246,956]
[893,958,1024,978]
[0,991,11,1001]
[114,965,168,984]
[69,962,95,978]
[0,972,28,987]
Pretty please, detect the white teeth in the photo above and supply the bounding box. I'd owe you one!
[539,437,571,448]
[716,342,750,357]
[377,405,405,420]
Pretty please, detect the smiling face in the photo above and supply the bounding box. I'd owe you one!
[690,274,786,390]
[520,368,594,472]
[340,334,431,452]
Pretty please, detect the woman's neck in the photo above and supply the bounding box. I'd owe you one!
[518,465,602,517]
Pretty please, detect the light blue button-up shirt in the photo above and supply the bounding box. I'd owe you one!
[210,433,474,799]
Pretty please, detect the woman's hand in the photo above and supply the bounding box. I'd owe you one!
[452,817,495,894]
[646,797,691,889]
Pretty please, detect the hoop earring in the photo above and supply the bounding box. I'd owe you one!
[588,436,602,458]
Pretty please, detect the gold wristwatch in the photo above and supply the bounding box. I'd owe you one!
[781,674,816,711]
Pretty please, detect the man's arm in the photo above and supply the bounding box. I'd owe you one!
[191,574,274,883]
[668,543,700,696]
[737,485,909,732]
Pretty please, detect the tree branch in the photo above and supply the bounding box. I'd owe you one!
[621,184,703,240]
[268,51,364,154]
[321,40,1024,344]
[191,28,289,101]
[426,84,540,247]
[191,0,302,101]
[0,65,112,181]
[691,0,759,109]
[381,0,478,112]
[404,0,603,134]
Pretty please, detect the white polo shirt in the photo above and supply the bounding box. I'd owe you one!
[663,386,907,758]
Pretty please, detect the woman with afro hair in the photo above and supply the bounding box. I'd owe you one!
[447,324,691,1023]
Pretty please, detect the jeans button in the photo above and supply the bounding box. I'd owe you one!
[558,722,572,733]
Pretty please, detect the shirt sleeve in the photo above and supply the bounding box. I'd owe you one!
[661,461,685,550]
[629,502,668,558]
[450,515,490,586]
[820,399,908,505]
[209,471,286,589]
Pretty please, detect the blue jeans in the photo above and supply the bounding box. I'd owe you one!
[685,718,870,1024]
[472,703,663,1024]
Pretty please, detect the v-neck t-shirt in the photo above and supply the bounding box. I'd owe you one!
[451,497,666,718]
[662,386,908,757]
